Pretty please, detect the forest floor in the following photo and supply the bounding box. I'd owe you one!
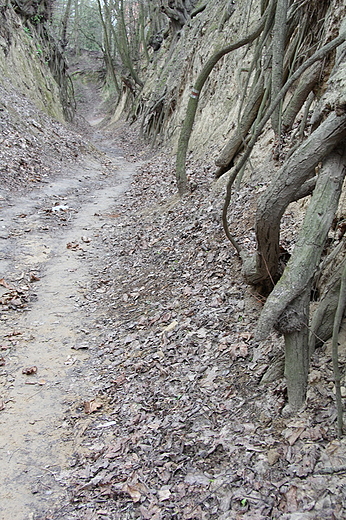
[0,77,346,520]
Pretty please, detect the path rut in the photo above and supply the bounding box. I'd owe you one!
[0,142,136,520]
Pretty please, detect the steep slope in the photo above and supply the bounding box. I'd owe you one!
[0,2,64,120]
[0,2,90,192]
[124,0,345,171]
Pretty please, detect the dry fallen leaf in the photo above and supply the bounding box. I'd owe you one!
[122,483,142,503]
[66,242,80,250]
[239,332,253,341]
[285,485,298,512]
[0,400,5,411]
[71,343,89,350]
[112,374,126,386]
[0,357,5,366]
[139,504,162,520]
[163,320,178,333]
[283,426,305,446]
[22,366,37,375]
[104,442,123,458]
[158,486,171,501]
[84,399,103,414]
[267,448,280,465]
[229,342,248,359]
[0,278,13,289]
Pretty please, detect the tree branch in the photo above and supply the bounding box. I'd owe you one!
[175,0,276,194]
[222,30,346,247]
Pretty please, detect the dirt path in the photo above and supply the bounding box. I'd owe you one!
[1,85,346,520]
[0,135,137,519]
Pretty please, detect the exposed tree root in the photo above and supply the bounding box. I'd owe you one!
[247,113,346,288]
[175,0,276,194]
[282,62,322,131]
[222,31,346,259]
[309,237,346,353]
[332,259,346,438]
[255,144,346,341]
[215,76,265,174]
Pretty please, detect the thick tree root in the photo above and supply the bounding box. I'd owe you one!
[222,32,346,252]
[215,78,265,173]
[282,287,310,412]
[255,145,346,341]
[282,62,322,131]
[309,259,346,354]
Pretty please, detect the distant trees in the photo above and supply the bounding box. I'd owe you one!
[48,0,204,118]
[51,0,202,114]
[52,0,157,101]
[52,0,103,53]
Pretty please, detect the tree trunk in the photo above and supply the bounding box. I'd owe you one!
[243,113,346,290]
[60,0,73,49]
[175,0,275,194]
[281,287,311,412]
[255,144,346,342]
[73,0,80,56]
[97,0,120,94]
[271,0,288,135]
[111,0,143,88]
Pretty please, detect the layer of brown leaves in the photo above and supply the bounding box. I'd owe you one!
[2,69,343,518]
[0,80,91,194]
[50,126,346,520]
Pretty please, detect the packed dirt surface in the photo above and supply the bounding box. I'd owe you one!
[0,119,138,518]
[1,81,346,520]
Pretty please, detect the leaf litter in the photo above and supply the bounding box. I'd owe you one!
[42,125,346,520]
[1,77,345,518]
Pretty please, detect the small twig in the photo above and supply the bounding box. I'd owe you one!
[258,251,275,289]
[315,466,346,475]
[331,260,346,438]
[8,448,23,462]
[25,385,47,400]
